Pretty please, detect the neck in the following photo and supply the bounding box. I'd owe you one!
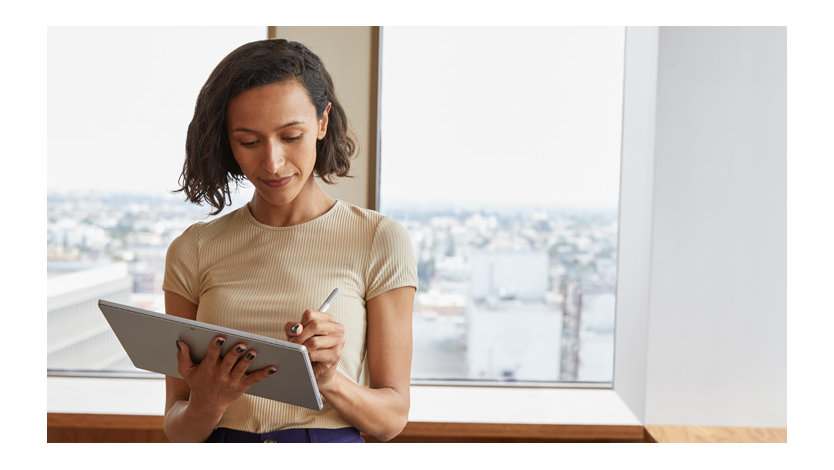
[248,178,335,227]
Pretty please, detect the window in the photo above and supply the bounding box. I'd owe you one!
[378,27,625,385]
[48,26,626,387]
[47,27,265,376]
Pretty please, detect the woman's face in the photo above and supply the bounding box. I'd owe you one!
[226,79,329,210]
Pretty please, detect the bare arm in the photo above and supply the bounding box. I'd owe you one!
[286,286,415,441]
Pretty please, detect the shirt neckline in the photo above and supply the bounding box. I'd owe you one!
[241,199,342,231]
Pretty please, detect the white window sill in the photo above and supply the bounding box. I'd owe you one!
[47,376,641,426]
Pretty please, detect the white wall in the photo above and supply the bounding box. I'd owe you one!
[643,27,786,427]
[612,26,660,426]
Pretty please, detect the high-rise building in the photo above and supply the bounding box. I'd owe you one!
[465,251,562,381]
[47,262,137,372]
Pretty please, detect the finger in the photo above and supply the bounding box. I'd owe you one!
[307,346,342,365]
[287,309,321,344]
[299,308,332,325]
[288,309,332,343]
[220,343,248,372]
[294,315,341,345]
[231,348,257,377]
[284,321,303,340]
[175,339,196,377]
[303,334,343,352]
[204,336,226,364]
[242,365,278,389]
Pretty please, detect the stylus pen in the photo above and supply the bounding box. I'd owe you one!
[317,288,340,313]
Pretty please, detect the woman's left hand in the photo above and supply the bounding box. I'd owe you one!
[285,309,346,388]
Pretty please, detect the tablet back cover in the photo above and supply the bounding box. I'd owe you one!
[98,300,323,410]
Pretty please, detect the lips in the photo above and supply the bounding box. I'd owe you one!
[261,175,294,188]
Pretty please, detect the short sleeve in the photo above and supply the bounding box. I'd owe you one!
[365,217,419,300]
[162,224,201,305]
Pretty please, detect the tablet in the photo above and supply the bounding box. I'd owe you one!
[98,299,323,410]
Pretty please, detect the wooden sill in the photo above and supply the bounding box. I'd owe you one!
[47,413,168,443]
[366,422,645,443]
[46,413,645,443]
[46,413,786,443]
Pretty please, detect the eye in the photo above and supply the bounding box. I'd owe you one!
[283,134,303,142]
[239,140,258,147]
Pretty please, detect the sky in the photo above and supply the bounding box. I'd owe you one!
[379,27,625,209]
[47,27,266,197]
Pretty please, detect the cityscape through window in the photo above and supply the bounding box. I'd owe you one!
[378,27,625,384]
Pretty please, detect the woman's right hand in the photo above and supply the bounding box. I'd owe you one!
[175,336,277,416]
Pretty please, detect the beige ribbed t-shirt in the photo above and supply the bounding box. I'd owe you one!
[162,200,418,433]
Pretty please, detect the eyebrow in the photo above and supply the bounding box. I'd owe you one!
[231,120,306,133]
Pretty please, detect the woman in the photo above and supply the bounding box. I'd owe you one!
[161,38,417,443]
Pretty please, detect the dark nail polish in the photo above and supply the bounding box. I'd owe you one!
[269,368,277,374]
[216,338,225,346]
[237,346,246,353]
[247,352,255,360]
[176,341,181,352]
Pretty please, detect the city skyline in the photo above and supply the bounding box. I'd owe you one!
[48,190,618,383]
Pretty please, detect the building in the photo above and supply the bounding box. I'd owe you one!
[465,251,563,381]
[47,262,137,372]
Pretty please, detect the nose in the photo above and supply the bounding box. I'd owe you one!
[262,139,285,174]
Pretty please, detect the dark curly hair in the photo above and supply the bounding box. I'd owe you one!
[176,39,357,215]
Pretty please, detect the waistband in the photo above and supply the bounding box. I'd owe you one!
[205,426,365,443]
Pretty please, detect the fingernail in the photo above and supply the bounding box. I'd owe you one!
[290,325,299,334]
[176,341,181,352]
[216,338,225,346]
[237,346,246,353]
[269,369,276,374]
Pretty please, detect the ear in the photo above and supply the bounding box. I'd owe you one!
[317,102,332,140]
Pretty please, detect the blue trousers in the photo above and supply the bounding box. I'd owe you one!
[205,426,365,443]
